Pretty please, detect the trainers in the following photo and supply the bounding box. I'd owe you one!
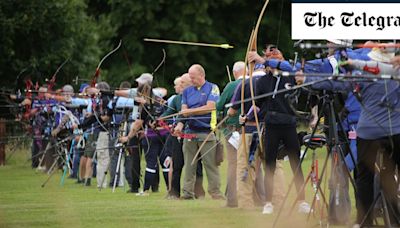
[298,201,311,214]
[135,190,149,196]
[262,202,274,214]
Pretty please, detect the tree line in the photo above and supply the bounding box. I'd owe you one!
[0,0,293,93]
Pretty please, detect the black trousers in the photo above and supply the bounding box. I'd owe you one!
[264,126,305,202]
[356,135,400,225]
[124,137,141,192]
[164,135,184,197]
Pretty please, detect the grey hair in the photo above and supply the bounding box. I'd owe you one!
[96,81,110,91]
[233,61,247,72]
[62,84,74,94]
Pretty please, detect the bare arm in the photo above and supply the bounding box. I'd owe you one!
[115,88,137,98]
[180,101,215,117]
[120,119,143,143]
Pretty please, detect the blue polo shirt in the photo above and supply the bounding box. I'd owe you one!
[182,81,219,132]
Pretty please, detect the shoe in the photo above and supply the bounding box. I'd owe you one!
[68,175,76,179]
[352,224,360,228]
[196,195,205,200]
[135,190,150,196]
[166,194,179,200]
[223,204,238,208]
[262,202,274,214]
[298,201,311,214]
[211,194,225,200]
[76,179,83,184]
[181,195,195,200]
[85,178,91,186]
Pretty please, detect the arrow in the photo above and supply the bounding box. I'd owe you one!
[143,38,234,49]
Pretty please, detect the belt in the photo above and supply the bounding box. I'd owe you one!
[245,121,258,127]
[226,125,240,131]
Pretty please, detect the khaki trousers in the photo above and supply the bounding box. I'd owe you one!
[182,134,222,198]
[224,135,238,206]
[96,132,110,188]
[237,133,286,208]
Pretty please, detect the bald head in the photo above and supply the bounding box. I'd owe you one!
[188,64,206,87]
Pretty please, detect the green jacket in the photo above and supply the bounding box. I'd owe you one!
[216,79,242,135]
[161,94,181,117]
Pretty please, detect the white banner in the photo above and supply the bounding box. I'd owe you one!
[292,3,400,39]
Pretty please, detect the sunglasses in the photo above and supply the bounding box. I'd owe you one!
[262,45,278,55]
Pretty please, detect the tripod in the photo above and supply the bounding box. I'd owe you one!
[98,107,131,192]
[41,136,70,187]
[273,93,357,227]
[112,119,128,193]
[360,144,400,227]
[288,134,329,225]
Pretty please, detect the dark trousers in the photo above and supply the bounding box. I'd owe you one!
[264,126,305,202]
[109,147,122,186]
[0,120,5,166]
[0,143,4,166]
[163,135,184,197]
[142,135,168,191]
[31,138,45,168]
[356,135,400,225]
[164,134,205,197]
[124,137,141,192]
[71,147,82,178]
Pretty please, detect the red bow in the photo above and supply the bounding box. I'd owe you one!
[157,119,196,139]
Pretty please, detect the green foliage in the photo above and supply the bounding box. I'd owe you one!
[102,0,294,92]
[0,0,294,92]
[0,0,113,90]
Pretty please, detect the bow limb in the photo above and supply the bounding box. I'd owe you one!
[190,115,229,166]
[151,49,166,75]
[239,28,255,171]
[91,40,122,87]
[48,58,70,91]
[248,0,269,152]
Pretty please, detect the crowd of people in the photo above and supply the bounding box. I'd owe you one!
[3,39,400,227]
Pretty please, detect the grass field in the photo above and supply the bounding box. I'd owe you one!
[0,143,355,228]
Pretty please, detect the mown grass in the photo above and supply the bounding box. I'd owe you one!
[0,142,355,228]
